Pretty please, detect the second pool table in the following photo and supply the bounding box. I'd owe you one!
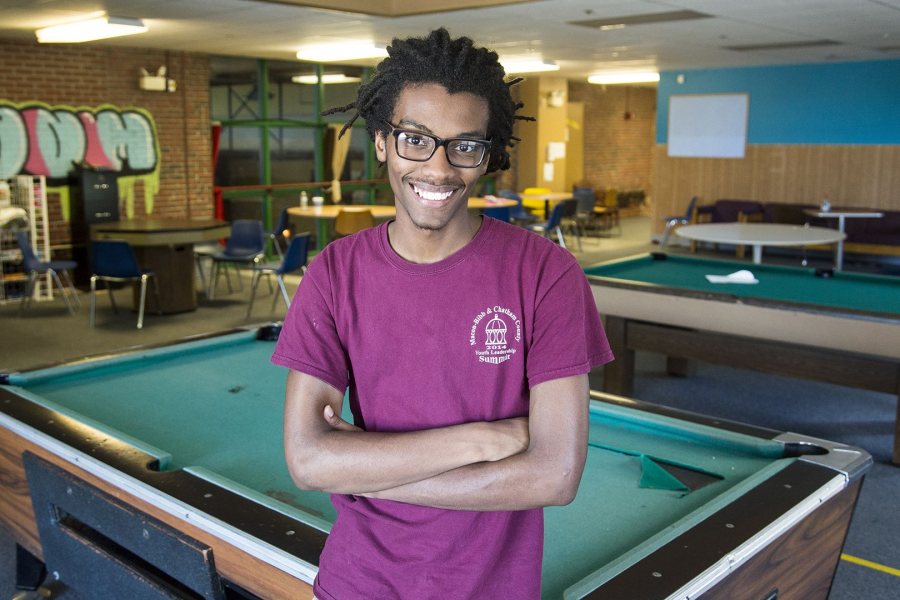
[0,326,871,598]
[585,252,900,464]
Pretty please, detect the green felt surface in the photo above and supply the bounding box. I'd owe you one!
[584,253,900,317]
[13,330,791,599]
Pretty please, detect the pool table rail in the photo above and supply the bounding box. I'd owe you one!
[585,253,900,326]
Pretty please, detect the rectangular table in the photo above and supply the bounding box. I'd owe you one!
[0,325,870,598]
[585,252,900,464]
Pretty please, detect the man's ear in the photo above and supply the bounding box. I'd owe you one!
[374,131,388,162]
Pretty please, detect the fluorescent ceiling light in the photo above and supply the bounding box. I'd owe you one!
[588,71,660,85]
[501,59,560,74]
[296,43,387,62]
[292,74,362,84]
[36,16,147,43]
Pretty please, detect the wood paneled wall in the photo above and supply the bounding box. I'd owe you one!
[651,144,900,232]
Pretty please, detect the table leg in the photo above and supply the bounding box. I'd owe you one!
[132,244,197,313]
[835,215,846,271]
[316,219,329,251]
[752,245,763,264]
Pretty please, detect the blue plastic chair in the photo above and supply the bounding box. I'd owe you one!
[660,196,698,249]
[246,233,310,318]
[266,207,291,257]
[528,200,569,248]
[482,206,511,222]
[208,219,266,299]
[89,240,161,329]
[15,231,79,316]
[498,189,537,225]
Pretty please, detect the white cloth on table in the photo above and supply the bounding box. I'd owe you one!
[705,269,759,284]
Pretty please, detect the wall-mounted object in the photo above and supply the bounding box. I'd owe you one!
[139,67,176,92]
[546,142,566,161]
[546,89,565,108]
[668,94,749,158]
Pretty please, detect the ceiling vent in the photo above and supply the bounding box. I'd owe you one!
[569,10,711,29]
[723,40,841,52]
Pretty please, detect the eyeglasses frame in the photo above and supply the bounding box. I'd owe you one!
[383,121,492,168]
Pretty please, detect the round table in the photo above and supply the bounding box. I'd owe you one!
[676,223,845,264]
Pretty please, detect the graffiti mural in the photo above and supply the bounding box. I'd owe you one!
[0,101,161,218]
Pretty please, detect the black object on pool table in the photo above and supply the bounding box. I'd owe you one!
[257,323,282,341]
[24,452,227,599]
[815,268,834,278]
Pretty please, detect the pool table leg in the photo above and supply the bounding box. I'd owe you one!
[603,316,634,396]
[15,544,46,591]
[895,379,900,465]
[604,317,693,393]
[665,356,695,378]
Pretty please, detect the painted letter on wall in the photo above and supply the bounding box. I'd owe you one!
[0,101,161,218]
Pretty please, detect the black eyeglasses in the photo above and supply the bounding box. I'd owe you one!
[384,121,491,168]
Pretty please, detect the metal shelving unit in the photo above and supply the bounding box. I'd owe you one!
[0,175,51,304]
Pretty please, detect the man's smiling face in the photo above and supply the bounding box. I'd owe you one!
[375,83,490,233]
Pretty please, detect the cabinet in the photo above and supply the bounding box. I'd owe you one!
[69,168,119,285]
[0,176,51,303]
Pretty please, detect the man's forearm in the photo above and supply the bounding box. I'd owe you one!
[361,442,587,511]
[285,418,528,494]
[286,368,529,494]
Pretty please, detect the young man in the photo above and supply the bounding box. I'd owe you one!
[272,28,612,599]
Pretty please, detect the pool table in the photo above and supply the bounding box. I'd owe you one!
[585,252,900,465]
[0,326,871,599]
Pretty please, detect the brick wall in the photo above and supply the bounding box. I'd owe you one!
[0,39,211,245]
[568,83,656,198]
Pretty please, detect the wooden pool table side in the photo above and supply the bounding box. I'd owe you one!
[698,479,862,600]
[0,411,318,600]
[587,254,900,465]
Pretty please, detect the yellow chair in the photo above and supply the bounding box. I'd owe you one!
[334,207,375,237]
[521,187,552,219]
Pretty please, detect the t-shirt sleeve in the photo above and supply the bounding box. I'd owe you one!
[271,253,349,392]
[526,261,613,388]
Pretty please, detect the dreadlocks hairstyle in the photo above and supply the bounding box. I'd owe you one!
[321,28,534,173]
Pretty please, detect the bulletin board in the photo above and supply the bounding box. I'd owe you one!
[667,94,749,158]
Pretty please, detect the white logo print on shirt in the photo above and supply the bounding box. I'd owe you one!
[469,306,521,365]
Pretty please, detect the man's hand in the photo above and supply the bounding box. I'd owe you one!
[483,417,529,461]
[323,405,362,432]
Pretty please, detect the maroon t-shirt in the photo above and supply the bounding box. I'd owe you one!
[272,217,612,599]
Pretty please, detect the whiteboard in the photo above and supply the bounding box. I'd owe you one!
[668,94,748,158]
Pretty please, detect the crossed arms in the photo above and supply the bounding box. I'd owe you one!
[283,369,589,511]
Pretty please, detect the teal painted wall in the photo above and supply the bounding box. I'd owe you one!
[656,59,900,144]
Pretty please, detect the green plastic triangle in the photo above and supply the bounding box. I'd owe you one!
[639,454,689,492]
